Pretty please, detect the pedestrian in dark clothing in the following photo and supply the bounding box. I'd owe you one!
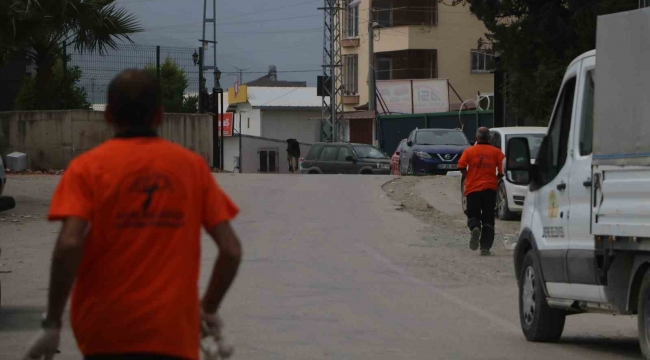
[286,139,300,173]
[457,127,504,255]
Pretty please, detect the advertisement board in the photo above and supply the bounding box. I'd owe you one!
[412,79,449,113]
[376,79,450,114]
[218,113,233,137]
[376,80,413,114]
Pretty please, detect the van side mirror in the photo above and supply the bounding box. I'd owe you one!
[407,141,413,147]
[506,138,532,185]
[0,196,16,212]
[345,155,357,163]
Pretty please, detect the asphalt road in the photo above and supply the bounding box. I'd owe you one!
[0,174,641,359]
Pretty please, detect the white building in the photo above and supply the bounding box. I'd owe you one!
[222,85,325,173]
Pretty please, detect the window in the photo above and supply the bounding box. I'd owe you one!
[538,77,576,185]
[346,1,359,38]
[374,0,392,28]
[376,56,392,80]
[320,146,339,161]
[415,130,469,146]
[338,147,354,161]
[343,55,358,95]
[506,134,545,160]
[353,145,388,159]
[471,50,495,73]
[306,144,324,160]
[579,70,595,156]
[258,148,278,173]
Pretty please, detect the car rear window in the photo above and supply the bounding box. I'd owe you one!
[306,144,324,160]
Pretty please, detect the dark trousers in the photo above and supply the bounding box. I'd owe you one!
[466,189,497,250]
[85,354,185,360]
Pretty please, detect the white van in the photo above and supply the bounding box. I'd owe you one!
[506,8,650,358]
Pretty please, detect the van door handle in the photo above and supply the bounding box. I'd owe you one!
[583,178,592,188]
[557,182,567,191]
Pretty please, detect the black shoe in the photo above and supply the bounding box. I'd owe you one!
[469,228,481,251]
[480,249,492,256]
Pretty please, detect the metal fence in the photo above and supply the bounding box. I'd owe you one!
[66,43,201,110]
[377,110,494,154]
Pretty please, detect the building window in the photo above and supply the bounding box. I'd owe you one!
[374,0,392,28]
[346,1,359,38]
[376,56,392,80]
[258,148,278,173]
[471,50,495,73]
[343,54,358,95]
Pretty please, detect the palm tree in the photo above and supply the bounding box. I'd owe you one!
[3,0,141,88]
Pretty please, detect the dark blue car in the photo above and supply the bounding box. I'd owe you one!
[398,128,470,175]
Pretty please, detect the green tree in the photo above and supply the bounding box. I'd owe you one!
[15,57,91,110]
[1,0,140,106]
[145,58,197,113]
[447,0,638,124]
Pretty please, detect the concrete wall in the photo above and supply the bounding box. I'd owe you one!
[0,110,213,169]
[260,109,321,144]
[222,134,312,174]
[342,0,494,112]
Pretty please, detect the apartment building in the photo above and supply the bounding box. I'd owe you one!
[341,0,495,143]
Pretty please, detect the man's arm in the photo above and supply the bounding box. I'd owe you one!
[201,221,242,314]
[458,150,469,176]
[497,152,505,178]
[46,217,88,326]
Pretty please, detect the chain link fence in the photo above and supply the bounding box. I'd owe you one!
[67,43,201,112]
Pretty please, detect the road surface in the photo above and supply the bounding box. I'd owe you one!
[0,174,640,359]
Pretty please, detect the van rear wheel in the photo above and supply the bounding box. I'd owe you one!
[519,251,566,342]
[637,271,650,359]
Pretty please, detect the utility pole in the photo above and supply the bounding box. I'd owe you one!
[319,0,344,142]
[368,21,377,112]
[232,64,250,85]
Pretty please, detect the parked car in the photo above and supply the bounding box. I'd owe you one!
[0,196,16,308]
[0,156,5,196]
[391,139,407,175]
[460,127,546,220]
[399,128,470,176]
[300,143,391,175]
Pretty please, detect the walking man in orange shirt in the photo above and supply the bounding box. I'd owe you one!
[458,127,504,256]
[23,70,242,360]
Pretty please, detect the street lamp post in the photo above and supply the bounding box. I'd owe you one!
[213,68,224,170]
[192,48,205,113]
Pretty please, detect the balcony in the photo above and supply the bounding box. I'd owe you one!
[372,0,438,28]
[375,50,437,81]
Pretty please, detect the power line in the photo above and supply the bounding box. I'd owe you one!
[144,14,321,31]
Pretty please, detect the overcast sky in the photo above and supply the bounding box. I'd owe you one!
[118,0,323,87]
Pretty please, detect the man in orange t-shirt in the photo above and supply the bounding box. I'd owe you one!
[458,127,504,256]
[24,70,242,360]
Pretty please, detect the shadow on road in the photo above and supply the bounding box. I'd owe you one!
[0,306,44,332]
[559,336,640,358]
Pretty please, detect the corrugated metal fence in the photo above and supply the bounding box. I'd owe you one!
[377,110,494,154]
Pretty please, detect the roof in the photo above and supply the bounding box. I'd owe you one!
[245,76,307,88]
[490,127,547,135]
[343,110,375,120]
[246,87,323,108]
[569,50,596,69]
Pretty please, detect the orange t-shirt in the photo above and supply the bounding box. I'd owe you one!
[48,135,239,360]
[458,143,504,196]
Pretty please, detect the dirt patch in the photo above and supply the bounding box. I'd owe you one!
[383,176,518,287]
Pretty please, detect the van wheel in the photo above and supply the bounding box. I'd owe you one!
[497,182,517,221]
[519,251,566,342]
[637,271,650,359]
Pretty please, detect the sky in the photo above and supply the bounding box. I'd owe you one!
[118,0,324,88]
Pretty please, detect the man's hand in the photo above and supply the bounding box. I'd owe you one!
[498,173,505,179]
[200,311,234,359]
[23,328,61,360]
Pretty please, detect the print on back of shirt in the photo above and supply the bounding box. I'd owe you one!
[115,171,186,229]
